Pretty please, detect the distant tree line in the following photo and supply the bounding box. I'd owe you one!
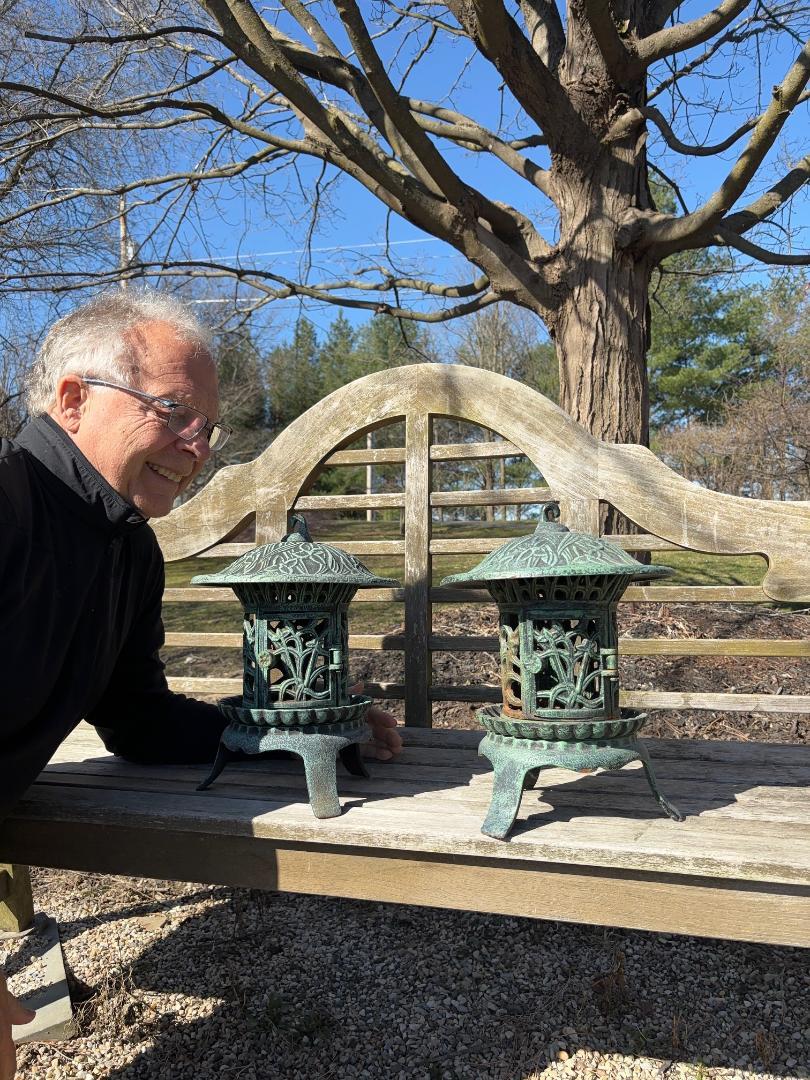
[2,263,806,504]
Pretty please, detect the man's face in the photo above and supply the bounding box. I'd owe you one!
[66,321,220,518]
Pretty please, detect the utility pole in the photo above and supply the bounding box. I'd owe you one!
[118,194,135,288]
[366,431,374,523]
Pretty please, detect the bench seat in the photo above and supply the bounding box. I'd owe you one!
[2,723,808,948]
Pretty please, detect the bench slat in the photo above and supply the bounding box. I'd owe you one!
[163,632,810,658]
[163,585,771,604]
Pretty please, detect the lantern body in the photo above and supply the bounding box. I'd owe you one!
[235,581,355,712]
[492,576,626,726]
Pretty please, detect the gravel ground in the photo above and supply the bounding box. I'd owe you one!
[6,870,809,1080]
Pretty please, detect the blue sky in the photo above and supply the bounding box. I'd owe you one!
[13,4,808,347]
[170,5,808,343]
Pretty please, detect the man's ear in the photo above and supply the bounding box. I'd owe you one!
[51,374,87,434]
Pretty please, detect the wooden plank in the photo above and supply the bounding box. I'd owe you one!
[622,585,768,603]
[324,441,527,466]
[198,543,253,558]
[294,492,405,511]
[349,589,406,603]
[6,776,810,887]
[428,586,771,604]
[163,587,237,603]
[167,677,241,695]
[51,721,809,771]
[4,819,806,946]
[358,682,810,713]
[619,638,810,657]
[404,411,432,727]
[601,534,684,551]
[165,632,242,648]
[430,487,547,507]
[430,537,514,555]
[39,759,810,820]
[0,864,34,933]
[325,446,407,466]
[348,636,810,658]
[430,441,522,462]
[348,634,407,651]
[622,690,810,714]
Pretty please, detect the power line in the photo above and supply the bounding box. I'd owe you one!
[206,236,444,263]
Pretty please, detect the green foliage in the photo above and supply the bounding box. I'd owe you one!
[215,328,267,432]
[267,316,323,431]
[526,341,559,402]
[648,249,770,427]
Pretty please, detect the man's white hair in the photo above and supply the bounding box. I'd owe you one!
[26,290,213,416]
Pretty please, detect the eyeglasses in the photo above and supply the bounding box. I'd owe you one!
[82,377,232,451]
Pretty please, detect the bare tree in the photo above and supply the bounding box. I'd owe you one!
[2,1,809,482]
[656,274,810,497]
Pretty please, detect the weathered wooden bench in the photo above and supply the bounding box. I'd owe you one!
[2,365,809,956]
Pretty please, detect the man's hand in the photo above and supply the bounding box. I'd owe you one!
[1,969,35,1080]
[349,684,403,761]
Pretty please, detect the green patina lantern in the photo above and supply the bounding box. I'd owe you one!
[441,501,684,839]
[192,516,400,818]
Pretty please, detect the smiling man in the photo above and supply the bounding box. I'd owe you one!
[0,291,401,1078]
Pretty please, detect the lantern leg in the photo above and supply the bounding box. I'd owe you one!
[479,737,543,840]
[635,741,685,822]
[197,741,234,791]
[298,741,343,819]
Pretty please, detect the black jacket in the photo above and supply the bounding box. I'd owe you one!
[0,415,226,820]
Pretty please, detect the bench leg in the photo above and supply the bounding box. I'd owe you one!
[0,864,34,934]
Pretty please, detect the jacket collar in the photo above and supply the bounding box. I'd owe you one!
[17,415,147,533]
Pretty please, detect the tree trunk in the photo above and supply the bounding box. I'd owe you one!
[546,6,653,452]
[553,226,650,449]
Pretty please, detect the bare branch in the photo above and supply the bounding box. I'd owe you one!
[409,102,554,198]
[647,15,770,100]
[444,0,588,152]
[279,0,342,57]
[721,153,810,233]
[24,25,226,47]
[622,39,810,252]
[333,0,469,203]
[581,0,634,80]
[636,0,752,66]
[642,92,810,155]
[518,1,565,69]
[711,227,810,263]
[0,257,502,322]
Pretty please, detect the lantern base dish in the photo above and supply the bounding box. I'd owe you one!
[476,719,684,840]
[198,719,371,819]
[218,693,373,728]
[477,704,646,743]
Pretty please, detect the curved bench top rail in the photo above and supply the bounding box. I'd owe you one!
[154,364,810,602]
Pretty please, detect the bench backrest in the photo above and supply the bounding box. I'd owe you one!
[153,364,810,726]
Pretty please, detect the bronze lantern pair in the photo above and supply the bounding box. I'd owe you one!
[192,517,399,818]
[441,502,683,839]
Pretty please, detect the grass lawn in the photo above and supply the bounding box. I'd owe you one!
[162,518,766,636]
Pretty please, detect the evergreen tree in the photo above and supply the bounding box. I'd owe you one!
[648,251,770,427]
[267,317,322,433]
[318,313,356,398]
